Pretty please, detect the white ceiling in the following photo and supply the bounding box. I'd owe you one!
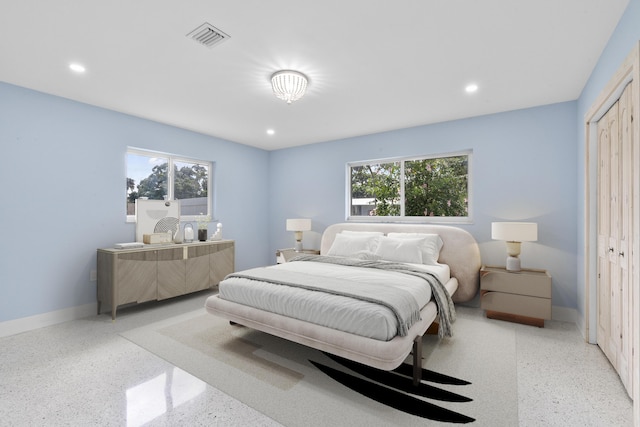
[0,0,629,150]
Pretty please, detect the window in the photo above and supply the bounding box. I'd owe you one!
[126,148,213,221]
[348,151,471,222]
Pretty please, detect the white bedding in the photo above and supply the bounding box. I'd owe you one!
[218,259,450,341]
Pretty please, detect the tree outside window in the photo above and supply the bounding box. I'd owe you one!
[350,162,400,216]
[349,152,470,221]
[405,156,468,217]
[126,149,212,220]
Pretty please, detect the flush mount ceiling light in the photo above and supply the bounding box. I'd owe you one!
[271,70,308,104]
[465,83,478,93]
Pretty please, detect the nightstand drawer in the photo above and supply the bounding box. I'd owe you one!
[481,291,552,319]
[481,267,551,298]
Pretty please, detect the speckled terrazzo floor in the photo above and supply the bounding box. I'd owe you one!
[0,292,633,426]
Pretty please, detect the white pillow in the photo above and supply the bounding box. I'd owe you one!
[386,232,443,265]
[374,236,424,264]
[326,233,380,258]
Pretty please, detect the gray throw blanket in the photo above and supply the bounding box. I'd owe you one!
[290,255,456,338]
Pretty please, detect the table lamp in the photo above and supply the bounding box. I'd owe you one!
[491,222,537,272]
[286,218,312,252]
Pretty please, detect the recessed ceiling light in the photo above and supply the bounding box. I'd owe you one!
[266,129,275,136]
[465,83,478,93]
[69,63,86,73]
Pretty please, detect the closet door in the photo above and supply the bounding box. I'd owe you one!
[596,82,633,396]
[597,101,617,369]
[617,82,633,393]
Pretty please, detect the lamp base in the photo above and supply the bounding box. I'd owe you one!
[506,256,521,272]
[294,241,303,252]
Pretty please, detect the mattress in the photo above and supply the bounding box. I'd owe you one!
[218,260,450,341]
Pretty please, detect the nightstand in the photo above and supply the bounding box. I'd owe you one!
[276,248,320,264]
[480,266,551,327]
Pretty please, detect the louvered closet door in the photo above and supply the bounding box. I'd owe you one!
[617,82,633,394]
[597,101,617,368]
[596,82,634,396]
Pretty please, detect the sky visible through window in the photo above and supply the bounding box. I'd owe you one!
[127,153,166,190]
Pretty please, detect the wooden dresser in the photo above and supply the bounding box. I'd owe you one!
[97,240,234,319]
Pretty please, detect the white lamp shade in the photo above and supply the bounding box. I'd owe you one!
[286,218,312,232]
[491,222,537,242]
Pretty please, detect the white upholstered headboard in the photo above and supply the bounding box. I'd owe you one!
[320,223,481,302]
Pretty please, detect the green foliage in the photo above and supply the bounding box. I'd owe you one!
[136,163,168,200]
[126,177,137,203]
[351,163,401,216]
[174,164,208,199]
[404,156,468,216]
[350,155,468,217]
[127,163,208,203]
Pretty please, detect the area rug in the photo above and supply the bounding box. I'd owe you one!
[121,306,518,426]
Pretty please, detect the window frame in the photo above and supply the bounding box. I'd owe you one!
[126,147,214,223]
[346,150,472,224]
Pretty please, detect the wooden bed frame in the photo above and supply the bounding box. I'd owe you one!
[205,223,481,385]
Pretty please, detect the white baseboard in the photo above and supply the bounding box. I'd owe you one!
[0,303,97,338]
[552,305,578,324]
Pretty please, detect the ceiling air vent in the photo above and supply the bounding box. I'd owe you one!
[187,22,230,48]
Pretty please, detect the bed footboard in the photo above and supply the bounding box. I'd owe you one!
[205,294,439,373]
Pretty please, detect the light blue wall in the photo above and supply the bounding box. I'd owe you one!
[3,0,637,324]
[269,102,578,309]
[576,0,640,327]
[0,82,270,323]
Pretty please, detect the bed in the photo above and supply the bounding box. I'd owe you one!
[205,223,481,385]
